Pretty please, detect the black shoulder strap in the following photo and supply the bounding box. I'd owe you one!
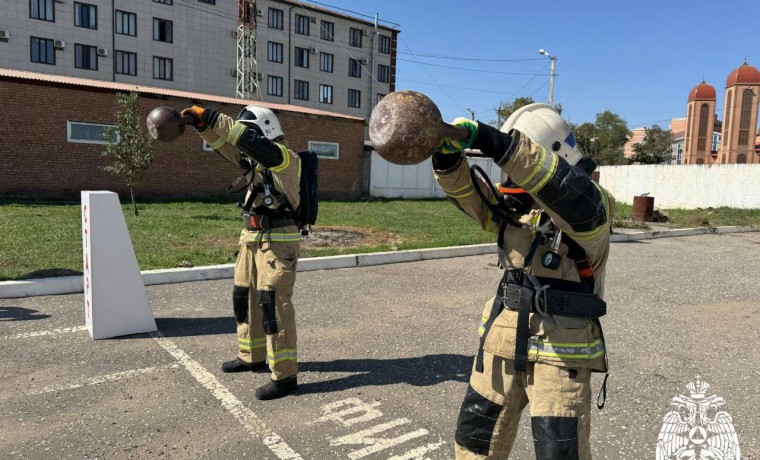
[563,234,595,292]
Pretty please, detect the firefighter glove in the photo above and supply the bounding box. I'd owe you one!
[180,106,208,130]
[436,117,479,154]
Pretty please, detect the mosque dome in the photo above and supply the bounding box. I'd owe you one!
[726,62,760,87]
[688,81,716,101]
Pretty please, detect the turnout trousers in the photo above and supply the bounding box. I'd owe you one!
[233,238,299,381]
[454,349,592,460]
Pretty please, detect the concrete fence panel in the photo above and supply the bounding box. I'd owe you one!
[370,152,504,199]
[598,164,760,209]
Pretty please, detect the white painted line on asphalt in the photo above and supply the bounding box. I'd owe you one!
[1,325,87,340]
[386,441,447,460]
[151,332,303,460]
[330,418,430,460]
[27,364,177,395]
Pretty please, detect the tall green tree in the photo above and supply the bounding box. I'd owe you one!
[591,111,630,165]
[631,124,673,164]
[102,92,154,216]
[572,122,599,162]
[489,97,535,127]
[489,97,562,127]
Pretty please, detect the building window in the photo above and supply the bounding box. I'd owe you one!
[295,47,309,68]
[711,133,720,152]
[738,88,754,146]
[320,20,334,41]
[377,93,385,103]
[153,18,173,43]
[696,158,704,165]
[319,84,333,104]
[295,14,309,35]
[197,0,215,4]
[30,37,55,65]
[723,90,732,146]
[115,50,137,76]
[349,27,363,48]
[379,35,391,54]
[154,0,173,4]
[294,80,309,100]
[267,75,283,97]
[74,3,97,29]
[30,0,54,21]
[737,154,747,164]
[377,64,389,83]
[348,89,361,108]
[320,52,333,73]
[153,56,173,80]
[697,103,709,152]
[309,141,339,159]
[267,41,283,63]
[676,142,683,164]
[67,121,118,144]
[349,58,362,78]
[685,105,692,152]
[116,11,136,36]
[268,8,283,29]
[75,44,98,70]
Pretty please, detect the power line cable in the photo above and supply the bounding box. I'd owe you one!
[398,50,545,63]
[397,58,551,76]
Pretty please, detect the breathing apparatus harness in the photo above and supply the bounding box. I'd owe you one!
[469,164,609,409]
[230,159,297,235]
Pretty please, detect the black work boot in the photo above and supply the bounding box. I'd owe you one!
[221,358,268,373]
[255,376,298,400]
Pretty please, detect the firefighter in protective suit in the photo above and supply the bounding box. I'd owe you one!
[433,104,614,459]
[181,104,300,400]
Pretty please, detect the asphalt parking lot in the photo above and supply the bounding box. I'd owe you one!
[2,232,759,459]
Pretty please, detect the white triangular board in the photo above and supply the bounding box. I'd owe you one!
[81,191,157,339]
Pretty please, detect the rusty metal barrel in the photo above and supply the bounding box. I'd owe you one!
[632,195,655,222]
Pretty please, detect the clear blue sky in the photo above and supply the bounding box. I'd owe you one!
[306,0,759,129]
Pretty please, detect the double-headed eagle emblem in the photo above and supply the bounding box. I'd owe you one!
[656,377,740,459]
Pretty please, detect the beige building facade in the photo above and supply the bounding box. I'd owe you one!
[0,0,398,120]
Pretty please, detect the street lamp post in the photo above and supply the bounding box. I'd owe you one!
[538,49,556,107]
[590,137,598,163]
[466,107,475,120]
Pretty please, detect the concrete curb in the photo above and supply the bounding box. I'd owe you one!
[2,226,757,299]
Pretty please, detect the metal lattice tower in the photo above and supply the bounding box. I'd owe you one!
[236,0,260,99]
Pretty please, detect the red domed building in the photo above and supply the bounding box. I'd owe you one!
[683,81,717,165]
[682,61,760,165]
[719,62,760,164]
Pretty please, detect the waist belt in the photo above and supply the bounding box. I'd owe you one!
[501,279,607,318]
[243,213,296,231]
[475,270,606,374]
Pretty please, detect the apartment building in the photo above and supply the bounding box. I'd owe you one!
[0,0,237,95]
[0,0,399,119]
[255,0,398,120]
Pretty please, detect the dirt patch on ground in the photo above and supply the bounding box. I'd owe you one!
[302,226,401,249]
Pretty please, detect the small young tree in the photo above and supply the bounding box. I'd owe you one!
[102,92,154,216]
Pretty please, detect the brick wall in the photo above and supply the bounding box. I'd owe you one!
[0,78,366,200]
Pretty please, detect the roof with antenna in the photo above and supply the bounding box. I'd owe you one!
[271,0,401,32]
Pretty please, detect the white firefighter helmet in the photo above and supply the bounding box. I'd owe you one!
[501,103,582,166]
[236,105,284,141]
